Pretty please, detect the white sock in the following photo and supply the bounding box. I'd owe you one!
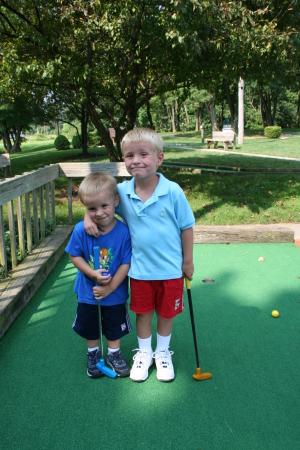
[138,336,153,354]
[88,346,99,353]
[155,333,171,353]
[108,347,120,355]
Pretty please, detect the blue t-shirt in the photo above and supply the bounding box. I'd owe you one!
[65,219,131,306]
[115,173,195,280]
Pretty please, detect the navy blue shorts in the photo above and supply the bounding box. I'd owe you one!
[72,302,131,341]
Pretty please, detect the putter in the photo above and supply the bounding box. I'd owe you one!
[93,246,117,379]
[185,277,211,381]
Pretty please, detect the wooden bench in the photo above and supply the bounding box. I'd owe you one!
[206,130,236,151]
[0,153,11,178]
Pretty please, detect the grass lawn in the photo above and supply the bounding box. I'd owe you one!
[1,130,300,227]
[162,128,300,164]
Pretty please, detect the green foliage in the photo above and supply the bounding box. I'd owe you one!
[72,135,82,149]
[54,134,70,150]
[264,126,282,139]
[87,130,101,147]
[275,90,298,128]
[1,0,298,160]
[61,122,81,138]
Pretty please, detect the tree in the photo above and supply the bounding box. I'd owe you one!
[1,0,298,159]
[0,94,46,152]
[0,0,205,160]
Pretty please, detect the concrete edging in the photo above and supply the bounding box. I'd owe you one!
[193,225,295,244]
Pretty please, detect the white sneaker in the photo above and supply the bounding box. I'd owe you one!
[154,349,175,382]
[130,350,153,382]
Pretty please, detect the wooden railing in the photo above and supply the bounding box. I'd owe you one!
[0,162,128,272]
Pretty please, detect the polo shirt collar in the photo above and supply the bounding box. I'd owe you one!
[126,173,169,199]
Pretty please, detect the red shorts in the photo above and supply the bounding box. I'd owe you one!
[130,278,184,319]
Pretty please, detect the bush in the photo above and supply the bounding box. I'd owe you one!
[54,134,70,150]
[72,134,82,149]
[264,126,282,139]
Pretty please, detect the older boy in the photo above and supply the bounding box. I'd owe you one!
[85,128,195,382]
[66,172,132,378]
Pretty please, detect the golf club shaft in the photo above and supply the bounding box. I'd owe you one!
[98,301,104,356]
[93,246,104,355]
[185,278,200,368]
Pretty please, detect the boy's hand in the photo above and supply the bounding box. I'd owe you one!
[92,270,111,285]
[93,285,112,301]
[182,261,194,281]
[84,213,100,237]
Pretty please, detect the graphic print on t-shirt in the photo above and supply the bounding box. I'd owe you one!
[88,247,114,270]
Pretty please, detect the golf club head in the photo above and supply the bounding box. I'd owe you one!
[193,367,212,381]
[97,359,117,379]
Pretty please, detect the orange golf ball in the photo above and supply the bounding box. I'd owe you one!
[272,310,279,318]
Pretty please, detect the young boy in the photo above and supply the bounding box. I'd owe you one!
[84,128,195,382]
[65,172,132,378]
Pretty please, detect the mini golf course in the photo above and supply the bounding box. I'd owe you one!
[0,243,299,449]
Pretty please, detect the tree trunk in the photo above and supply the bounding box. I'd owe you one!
[258,87,267,128]
[55,118,59,135]
[55,103,59,135]
[258,87,276,127]
[297,89,300,127]
[11,126,22,153]
[166,105,172,131]
[272,96,277,125]
[146,91,154,129]
[184,102,189,125]
[205,100,219,131]
[2,127,12,153]
[86,102,121,161]
[171,104,176,132]
[175,100,180,131]
[195,107,200,131]
[266,93,274,126]
[225,79,238,132]
[81,104,88,158]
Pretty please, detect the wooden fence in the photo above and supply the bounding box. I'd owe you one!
[0,162,128,272]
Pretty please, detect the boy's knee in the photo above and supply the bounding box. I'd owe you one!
[136,311,154,323]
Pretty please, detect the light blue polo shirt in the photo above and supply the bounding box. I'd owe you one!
[116,173,195,280]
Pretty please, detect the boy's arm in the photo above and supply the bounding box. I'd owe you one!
[69,255,111,285]
[84,213,100,237]
[181,227,194,280]
[93,263,130,300]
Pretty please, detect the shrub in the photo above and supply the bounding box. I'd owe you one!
[72,134,82,149]
[54,134,70,150]
[264,126,282,139]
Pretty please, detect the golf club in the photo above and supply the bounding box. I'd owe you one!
[93,246,117,379]
[185,277,211,381]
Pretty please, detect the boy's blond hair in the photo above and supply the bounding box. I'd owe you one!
[121,127,163,155]
[78,172,118,202]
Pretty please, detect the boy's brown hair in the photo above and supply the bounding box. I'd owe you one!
[78,172,118,203]
[121,127,163,155]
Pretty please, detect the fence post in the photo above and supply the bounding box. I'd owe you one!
[0,205,7,271]
[8,200,18,269]
[25,192,33,253]
[17,196,26,259]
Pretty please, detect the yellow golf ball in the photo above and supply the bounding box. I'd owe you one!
[272,310,279,318]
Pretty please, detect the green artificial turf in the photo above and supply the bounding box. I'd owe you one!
[0,244,299,449]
